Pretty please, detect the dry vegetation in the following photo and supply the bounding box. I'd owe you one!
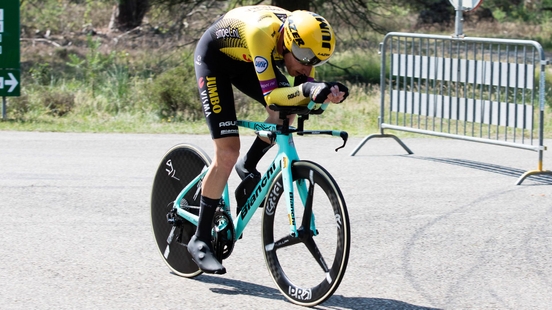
[2,1,552,137]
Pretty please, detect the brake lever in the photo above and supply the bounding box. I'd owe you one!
[335,131,348,152]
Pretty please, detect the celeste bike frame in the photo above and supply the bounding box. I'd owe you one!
[152,100,351,307]
[172,102,347,241]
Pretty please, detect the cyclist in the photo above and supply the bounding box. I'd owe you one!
[190,5,349,274]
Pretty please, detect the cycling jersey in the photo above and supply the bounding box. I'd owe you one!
[195,5,315,139]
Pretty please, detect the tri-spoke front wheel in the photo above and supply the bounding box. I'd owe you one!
[261,160,350,306]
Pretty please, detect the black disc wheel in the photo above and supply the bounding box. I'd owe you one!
[151,144,210,278]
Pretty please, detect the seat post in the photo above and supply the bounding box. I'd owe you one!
[270,104,311,134]
[279,111,290,134]
[297,114,307,133]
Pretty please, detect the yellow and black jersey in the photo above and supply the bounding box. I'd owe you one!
[204,5,314,106]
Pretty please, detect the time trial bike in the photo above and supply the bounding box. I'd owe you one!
[150,101,351,307]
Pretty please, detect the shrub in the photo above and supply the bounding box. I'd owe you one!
[41,89,76,117]
[5,94,32,120]
[148,61,201,121]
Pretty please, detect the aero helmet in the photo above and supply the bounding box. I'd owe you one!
[282,11,336,66]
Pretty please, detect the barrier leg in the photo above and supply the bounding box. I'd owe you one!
[350,134,413,156]
[515,170,552,185]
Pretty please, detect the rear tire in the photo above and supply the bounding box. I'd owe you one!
[151,144,211,278]
[262,160,350,306]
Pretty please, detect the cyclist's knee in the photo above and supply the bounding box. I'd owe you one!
[213,137,240,169]
[216,148,239,166]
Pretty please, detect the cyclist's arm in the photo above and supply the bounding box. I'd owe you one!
[260,69,316,107]
[248,27,315,106]
[264,69,317,106]
[263,86,308,106]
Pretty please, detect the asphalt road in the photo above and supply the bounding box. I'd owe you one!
[1,131,551,309]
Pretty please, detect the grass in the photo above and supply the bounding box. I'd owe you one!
[0,113,207,134]
[2,1,552,138]
[0,83,382,136]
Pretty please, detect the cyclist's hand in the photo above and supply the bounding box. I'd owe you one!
[325,82,349,104]
[302,82,334,103]
[302,82,348,104]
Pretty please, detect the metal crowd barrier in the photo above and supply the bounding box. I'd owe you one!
[350,32,552,185]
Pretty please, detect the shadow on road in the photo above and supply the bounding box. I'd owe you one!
[197,275,440,310]
[405,155,552,185]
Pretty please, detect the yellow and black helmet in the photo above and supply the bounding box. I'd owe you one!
[282,10,336,66]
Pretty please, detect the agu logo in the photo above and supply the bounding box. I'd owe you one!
[254,56,269,73]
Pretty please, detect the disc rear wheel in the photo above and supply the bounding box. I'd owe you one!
[151,144,210,277]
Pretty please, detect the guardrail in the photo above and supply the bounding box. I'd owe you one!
[350,32,552,185]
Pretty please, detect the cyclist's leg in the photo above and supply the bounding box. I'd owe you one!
[234,137,271,180]
[190,34,240,274]
[234,106,297,179]
[197,137,240,241]
[201,137,240,198]
[188,139,238,273]
[232,62,293,179]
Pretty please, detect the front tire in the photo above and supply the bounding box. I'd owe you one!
[262,160,350,306]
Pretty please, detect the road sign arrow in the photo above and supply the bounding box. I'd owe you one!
[5,73,19,93]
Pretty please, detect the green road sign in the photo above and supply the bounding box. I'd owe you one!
[1,70,20,95]
[0,0,20,97]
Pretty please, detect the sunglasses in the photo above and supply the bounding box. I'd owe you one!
[290,41,329,67]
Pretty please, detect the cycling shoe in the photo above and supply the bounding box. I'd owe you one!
[187,235,226,274]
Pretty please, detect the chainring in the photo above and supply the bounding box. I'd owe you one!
[212,208,236,261]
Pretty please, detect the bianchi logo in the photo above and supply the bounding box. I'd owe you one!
[254,56,269,73]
